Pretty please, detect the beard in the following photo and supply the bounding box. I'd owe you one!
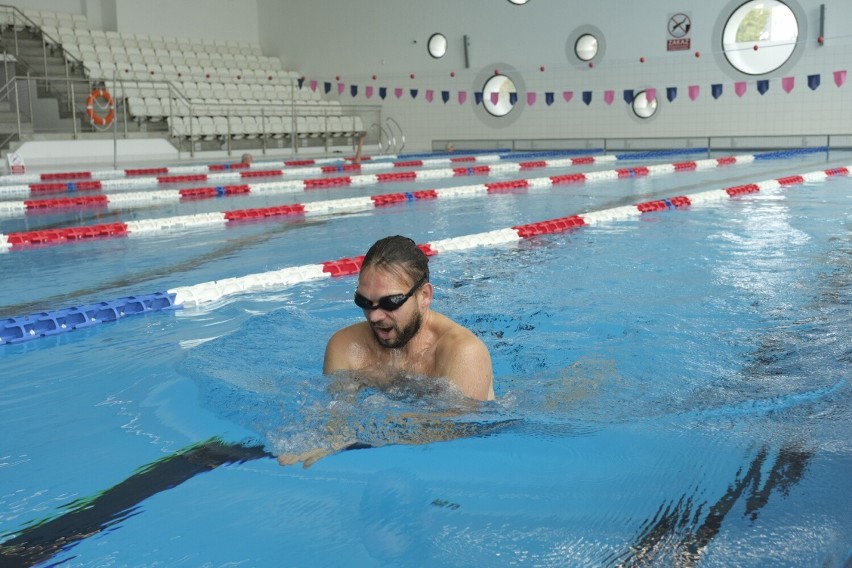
[372,310,423,349]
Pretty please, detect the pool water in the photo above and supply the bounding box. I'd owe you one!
[1,151,850,567]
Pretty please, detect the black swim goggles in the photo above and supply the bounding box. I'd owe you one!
[354,274,427,312]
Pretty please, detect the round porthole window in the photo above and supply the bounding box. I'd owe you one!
[428,33,447,59]
[722,0,799,75]
[575,34,599,61]
[482,74,517,117]
[632,90,658,119]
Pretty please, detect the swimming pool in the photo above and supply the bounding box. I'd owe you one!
[1,149,850,566]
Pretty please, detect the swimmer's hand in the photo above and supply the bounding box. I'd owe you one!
[276,441,353,468]
[277,448,331,468]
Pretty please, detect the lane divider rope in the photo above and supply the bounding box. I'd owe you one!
[0,148,723,199]
[1,162,845,345]
[0,154,754,248]
[0,154,616,218]
[0,151,547,198]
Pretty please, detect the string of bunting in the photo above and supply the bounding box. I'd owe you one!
[296,69,848,107]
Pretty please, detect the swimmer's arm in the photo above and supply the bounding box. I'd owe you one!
[437,336,494,401]
[322,326,363,374]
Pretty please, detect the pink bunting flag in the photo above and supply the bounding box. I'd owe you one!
[603,90,614,105]
[309,80,317,92]
[688,85,700,101]
[834,70,847,87]
[563,91,573,102]
[337,82,345,95]
[490,92,499,105]
[425,90,434,102]
[458,91,467,104]
[365,86,373,99]
[394,88,403,99]
[782,77,795,93]
[645,88,656,103]
[527,92,536,106]
[735,82,747,97]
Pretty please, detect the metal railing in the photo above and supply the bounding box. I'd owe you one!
[0,5,384,160]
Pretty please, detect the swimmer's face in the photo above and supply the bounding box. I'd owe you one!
[357,266,430,349]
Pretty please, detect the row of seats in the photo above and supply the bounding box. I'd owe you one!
[167,115,364,142]
[2,8,88,31]
[58,36,270,66]
[37,24,263,57]
[128,97,347,121]
[112,80,314,103]
[83,60,292,83]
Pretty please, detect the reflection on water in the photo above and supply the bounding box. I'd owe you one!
[175,194,851,566]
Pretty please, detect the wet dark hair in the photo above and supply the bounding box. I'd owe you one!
[362,235,429,285]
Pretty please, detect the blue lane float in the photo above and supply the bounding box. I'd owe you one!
[0,292,179,345]
[614,148,709,160]
[753,146,829,160]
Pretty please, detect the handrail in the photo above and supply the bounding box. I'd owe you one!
[385,116,405,154]
[0,5,86,79]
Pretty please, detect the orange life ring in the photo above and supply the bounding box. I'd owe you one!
[86,88,115,127]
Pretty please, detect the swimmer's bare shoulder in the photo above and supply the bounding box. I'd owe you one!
[323,322,373,374]
[433,315,494,401]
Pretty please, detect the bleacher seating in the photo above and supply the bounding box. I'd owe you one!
[6,7,366,143]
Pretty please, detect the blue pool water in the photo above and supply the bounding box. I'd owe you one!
[1,151,850,566]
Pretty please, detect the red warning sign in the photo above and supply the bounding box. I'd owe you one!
[667,13,692,52]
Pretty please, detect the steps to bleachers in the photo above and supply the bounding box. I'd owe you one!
[2,7,369,148]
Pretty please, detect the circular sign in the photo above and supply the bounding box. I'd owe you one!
[668,13,691,38]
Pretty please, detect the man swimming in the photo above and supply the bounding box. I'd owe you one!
[278,236,494,467]
[323,235,495,401]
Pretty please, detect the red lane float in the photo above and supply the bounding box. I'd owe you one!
[224,204,306,221]
[6,222,128,246]
[24,195,109,210]
[5,162,845,252]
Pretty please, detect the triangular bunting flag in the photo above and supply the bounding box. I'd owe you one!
[309,80,317,92]
[582,91,592,105]
[666,87,677,102]
[527,92,536,106]
[425,90,434,102]
[735,82,747,97]
[458,91,467,104]
[623,89,635,104]
[563,91,573,102]
[509,92,517,105]
[379,87,387,100]
[441,90,450,103]
[545,92,554,106]
[645,88,656,103]
[603,90,614,105]
[711,84,723,99]
[490,92,499,105]
[297,77,304,89]
[366,85,374,99]
[394,88,403,99]
[350,85,358,97]
[410,89,418,99]
[834,70,847,87]
[323,82,331,94]
[688,85,699,100]
[337,82,345,95]
[782,77,795,93]
[757,80,769,95]
[807,74,820,90]
[475,92,483,105]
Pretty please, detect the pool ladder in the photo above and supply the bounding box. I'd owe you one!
[369,117,405,155]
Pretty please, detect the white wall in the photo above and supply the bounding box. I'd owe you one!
[6,0,851,150]
[4,0,259,43]
[114,0,258,43]
[257,0,852,150]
